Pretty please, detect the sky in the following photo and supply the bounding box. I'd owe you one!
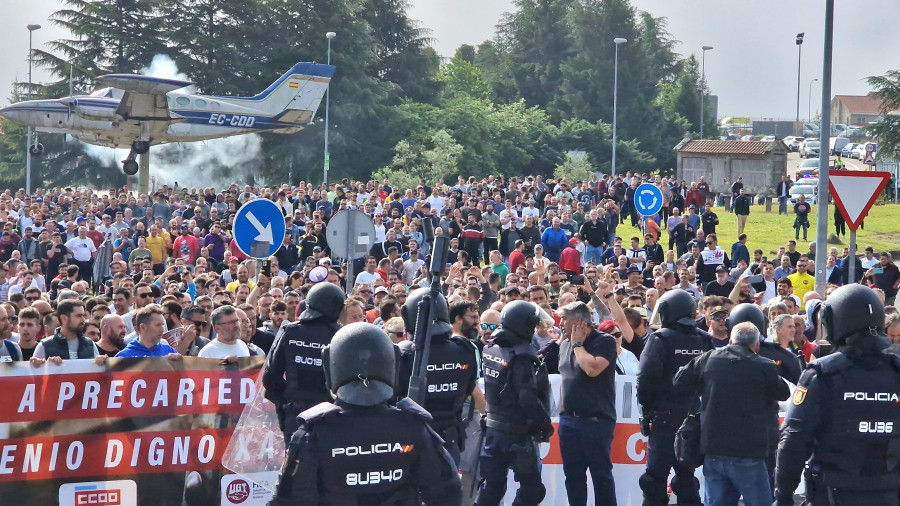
[2,0,898,120]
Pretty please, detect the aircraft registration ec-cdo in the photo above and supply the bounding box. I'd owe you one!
[0,62,335,175]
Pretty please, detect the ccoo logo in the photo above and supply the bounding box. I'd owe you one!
[225,479,250,503]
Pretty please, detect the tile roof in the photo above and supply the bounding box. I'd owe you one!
[833,93,884,115]
[677,140,776,155]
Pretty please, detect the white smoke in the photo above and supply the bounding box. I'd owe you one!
[79,54,265,190]
[141,54,196,94]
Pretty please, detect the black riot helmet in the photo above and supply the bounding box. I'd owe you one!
[400,286,451,335]
[323,322,398,406]
[300,282,346,322]
[652,289,698,327]
[493,300,553,343]
[819,284,888,351]
[726,303,766,340]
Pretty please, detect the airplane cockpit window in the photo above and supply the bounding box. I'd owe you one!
[89,88,113,98]
[175,96,191,107]
[195,99,207,108]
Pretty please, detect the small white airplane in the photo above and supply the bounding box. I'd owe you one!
[0,62,335,175]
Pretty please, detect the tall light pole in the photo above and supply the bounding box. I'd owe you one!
[808,77,818,123]
[814,4,833,295]
[700,45,713,139]
[796,32,804,134]
[26,23,41,195]
[323,31,336,186]
[611,37,626,178]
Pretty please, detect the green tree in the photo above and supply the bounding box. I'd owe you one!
[656,55,715,138]
[436,50,492,101]
[496,0,576,119]
[373,129,463,187]
[35,0,170,96]
[166,0,267,96]
[362,0,442,104]
[554,152,593,181]
[867,69,900,159]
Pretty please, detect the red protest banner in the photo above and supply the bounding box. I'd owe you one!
[0,356,264,505]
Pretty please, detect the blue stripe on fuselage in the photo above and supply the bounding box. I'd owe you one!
[178,110,302,130]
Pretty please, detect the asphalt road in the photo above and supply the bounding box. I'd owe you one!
[786,149,871,178]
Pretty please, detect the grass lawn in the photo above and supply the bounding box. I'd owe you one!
[656,201,900,256]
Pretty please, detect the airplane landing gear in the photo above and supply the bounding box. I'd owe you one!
[122,146,140,175]
[28,142,44,157]
[123,159,139,175]
[131,140,149,154]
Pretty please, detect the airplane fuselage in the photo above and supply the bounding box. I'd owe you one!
[9,90,310,149]
[0,61,333,177]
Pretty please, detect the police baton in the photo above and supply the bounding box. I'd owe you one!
[407,220,450,405]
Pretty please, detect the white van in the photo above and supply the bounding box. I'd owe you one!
[829,136,850,155]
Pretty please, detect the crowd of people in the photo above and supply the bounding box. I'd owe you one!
[0,170,898,506]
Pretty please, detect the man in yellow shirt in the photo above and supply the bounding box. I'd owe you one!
[145,225,167,274]
[225,264,257,293]
[787,256,815,310]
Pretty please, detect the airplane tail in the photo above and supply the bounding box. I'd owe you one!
[218,62,335,122]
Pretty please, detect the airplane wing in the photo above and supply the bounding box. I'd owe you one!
[97,74,193,121]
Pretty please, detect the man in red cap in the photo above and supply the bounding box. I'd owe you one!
[559,236,582,278]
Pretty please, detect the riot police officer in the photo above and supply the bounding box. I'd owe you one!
[475,300,554,506]
[638,290,713,506]
[775,284,900,506]
[399,290,482,464]
[263,282,345,443]
[270,322,462,505]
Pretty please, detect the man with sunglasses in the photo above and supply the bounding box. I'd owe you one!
[198,306,249,361]
[167,304,210,356]
[706,306,731,348]
[122,283,155,334]
[695,233,730,288]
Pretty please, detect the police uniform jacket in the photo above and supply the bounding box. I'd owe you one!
[638,323,713,417]
[776,351,900,497]
[272,399,462,506]
[263,317,342,407]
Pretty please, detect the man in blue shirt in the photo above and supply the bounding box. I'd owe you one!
[541,217,569,263]
[117,305,183,360]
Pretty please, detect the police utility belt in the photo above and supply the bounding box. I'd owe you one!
[485,415,530,436]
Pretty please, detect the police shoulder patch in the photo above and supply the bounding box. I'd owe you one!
[793,386,808,405]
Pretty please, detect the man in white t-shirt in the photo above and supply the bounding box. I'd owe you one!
[354,256,381,287]
[96,215,118,242]
[198,306,250,361]
[65,226,97,283]
[426,188,445,215]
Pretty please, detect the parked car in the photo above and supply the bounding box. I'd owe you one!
[789,184,818,205]
[799,139,821,158]
[841,143,857,158]
[851,143,867,159]
[761,135,776,142]
[786,136,805,151]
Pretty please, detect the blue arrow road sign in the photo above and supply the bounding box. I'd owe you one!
[635,183,663,216]
[233,199,286,259]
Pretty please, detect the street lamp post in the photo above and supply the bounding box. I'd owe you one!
[796,32,804,134]
[26,23,41,195]
[323,31,336,186]
[611,37,626,178]
[808,78,818,123]
[700,45,713,139]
